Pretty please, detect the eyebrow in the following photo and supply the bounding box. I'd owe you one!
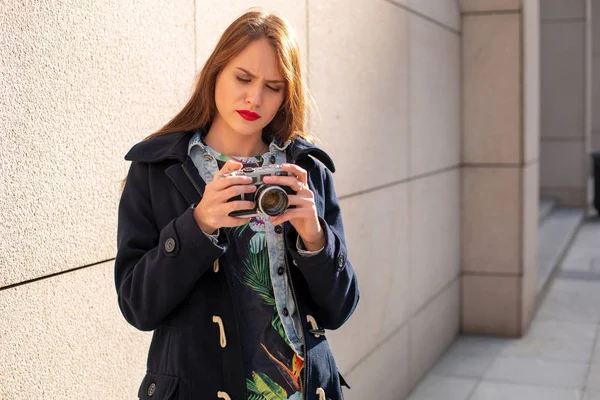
[235,67,285,84]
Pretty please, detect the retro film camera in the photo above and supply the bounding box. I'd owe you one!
[219,165,295,218]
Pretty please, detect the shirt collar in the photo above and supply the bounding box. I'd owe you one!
[188,128,292,157]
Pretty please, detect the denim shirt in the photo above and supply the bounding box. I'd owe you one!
[187,129,307,359]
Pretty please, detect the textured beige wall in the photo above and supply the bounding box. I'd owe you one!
[1,1,462,399]
[0,261,150,399]
[1,1,195,397]
[540,0,592,206]
[0,0,196,287]
[308,1,461,398]
[593,0,600,151]
[460,0,540,337]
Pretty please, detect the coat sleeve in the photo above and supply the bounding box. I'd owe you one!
[114,161,225,331]
[285,166,360,330]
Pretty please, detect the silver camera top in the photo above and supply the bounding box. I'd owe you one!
[219,164,289,180]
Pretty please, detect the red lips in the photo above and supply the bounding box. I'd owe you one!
[237,110,261,121]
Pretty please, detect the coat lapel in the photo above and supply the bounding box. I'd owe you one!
[165,156,206,205]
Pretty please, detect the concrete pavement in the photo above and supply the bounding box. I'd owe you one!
[406,217,600,400]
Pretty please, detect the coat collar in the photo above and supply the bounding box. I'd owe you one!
[124,130,336,172]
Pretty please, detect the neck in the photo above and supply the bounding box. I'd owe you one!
[205,118,268,157]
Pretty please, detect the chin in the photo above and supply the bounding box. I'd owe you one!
[232,123,265,137]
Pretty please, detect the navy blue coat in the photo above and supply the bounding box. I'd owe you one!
[115,131,359,400]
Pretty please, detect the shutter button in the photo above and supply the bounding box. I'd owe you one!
[164,238,176,253]
[147,382,156,397]
[274,225,283,234]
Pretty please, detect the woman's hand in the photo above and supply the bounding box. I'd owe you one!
[263,163,325,251]
[193,160,257,234]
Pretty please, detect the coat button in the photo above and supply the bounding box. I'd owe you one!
[147,382,156,396]
[274,225,283,234]
[278,266,284,275]
[337,253,345,269]
[283,307,289,317]
[270,155,276,164]
[164,238,176,253]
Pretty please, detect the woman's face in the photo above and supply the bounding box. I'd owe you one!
[214,38,286,139]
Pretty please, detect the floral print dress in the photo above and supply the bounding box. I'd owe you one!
[211,150,304,400]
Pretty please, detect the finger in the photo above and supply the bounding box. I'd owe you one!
[261,175,306,192]
[221,160,244,173]
[224,200,256,213]
[282,163,307,184]
[286,195,315,208]
[270,208,311,224]
[213,160,244,180]
[212,175,253,190]
[219,184,257,201]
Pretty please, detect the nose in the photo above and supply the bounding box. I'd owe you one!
[245,85,262,107]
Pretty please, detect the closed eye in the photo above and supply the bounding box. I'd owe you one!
[237,76,282,93]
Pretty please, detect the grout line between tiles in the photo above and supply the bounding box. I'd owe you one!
[381,0,461,35]
[541,17,586,24]
[464,336,508,399]
[0,258,116,292]
[346,277,459,378]
[338,165,460,201]
[463,9,520,16]
[480,376,588,391]
[464,380,483,400]
[582,324,600,392]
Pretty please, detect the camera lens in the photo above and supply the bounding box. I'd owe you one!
[256,185,289,216]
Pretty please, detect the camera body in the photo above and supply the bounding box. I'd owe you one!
[219,165,294,218]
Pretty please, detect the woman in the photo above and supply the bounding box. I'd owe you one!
[115,9,359,400]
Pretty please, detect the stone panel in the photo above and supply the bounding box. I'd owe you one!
[462,167,521,275]
[327,184,409,373]
[462,274,521,336]
[408,170,460,315]
[540,140,587,188]
[522,163,540,331]
[541,22,585,139]
[0,0,195,287]
[409,14,461,176]
[524,0,541,163]
[343,325,410,400]
[309,0,409,196]
[593,133,600,150]
[540,187,589,207]
[404,0,461,31]
[460,0,520,13]
[463,14,522,164]
[594,2,600,55]
[540,0,586,20]
[408,279,460,387]
[0,261,151,399]
[593,56,600,132]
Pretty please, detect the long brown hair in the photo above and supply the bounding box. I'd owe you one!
[120,10,313,191]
